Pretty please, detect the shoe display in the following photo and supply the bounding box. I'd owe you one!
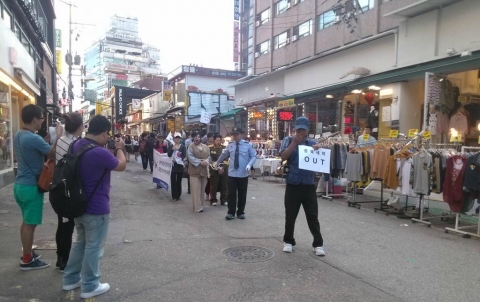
[283,243,293,253]
[80,283,110,299]
[237,214,245,219]
[20,258,50,271]
[225,214,235,220]
[314,247,326,256]
[63,279,82,291]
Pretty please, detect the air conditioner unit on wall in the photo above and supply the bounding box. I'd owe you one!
[334,16,341,24]
[287,3,291,9]
[256,20,260,27]
[286,38,290,44]
[292,35,298,42]
[255,52,260,58]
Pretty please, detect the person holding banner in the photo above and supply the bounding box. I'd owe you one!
[279,117,326,257]
[187,132,211,213]
[167,133,186,201]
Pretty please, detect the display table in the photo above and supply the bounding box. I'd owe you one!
[254,158,264,169]
[259,158,282,174]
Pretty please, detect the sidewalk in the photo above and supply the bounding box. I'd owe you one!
[0,160,479,301]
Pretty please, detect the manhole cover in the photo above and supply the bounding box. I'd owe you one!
[0,222,8,228]
[222,246,274,263]
[0,210,9,214]
[33,236,57,250]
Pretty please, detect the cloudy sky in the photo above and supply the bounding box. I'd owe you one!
[55,0,235,75]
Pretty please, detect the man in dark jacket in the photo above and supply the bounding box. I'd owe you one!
[146,133,157,174]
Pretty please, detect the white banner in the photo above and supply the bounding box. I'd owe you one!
[200,111,211,124]
[132,99,141,109]
[298,146,331,174]
[153,150,171,191]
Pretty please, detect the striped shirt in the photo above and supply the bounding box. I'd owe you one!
[55,134,75,164]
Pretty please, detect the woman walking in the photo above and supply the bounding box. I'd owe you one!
[167,133,186,201]
[187,132,210,212]
[124,135,132,162]
[132,136,139,161]
[54,112,84,271]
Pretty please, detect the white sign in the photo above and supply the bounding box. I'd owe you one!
[165,132,174,144]
[382,106,391,122]
[200,111,211,124]
[298,146,331,174]
[132,99,141,109]
[153,150,171,191]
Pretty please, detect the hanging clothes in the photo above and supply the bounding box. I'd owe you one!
[435,113,450,135]
[464,152,480,192]
[440,80,455,114]
[428,112,437,135]
[400,158,414,195]
[370,146,391,180]
[449,112,468,135]
[427,78,441,106]
[411,152,432,195]
[345,152,363,182]
[443,156,467,212]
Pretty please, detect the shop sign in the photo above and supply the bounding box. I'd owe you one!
[233,0,240,21]
[175,115,184,132]
[408,129,418,138]
[278,111,293,121]
[116,74,128,80]
[422,130,431,140]
[458,95,468,103]
[55,29,62,48]
[362,134,370,140]
[233,21,239,63]
[298,146,331,174]
[56,50,62,74]
[253,112,263,118]
[450,134,462,142]
[181,65,245,78]
[389,130,399,138]
[95,102,102,115]
[162,81,172,102]
[132,99,141,109]
[278,99,295,108]
[105,62,138,72]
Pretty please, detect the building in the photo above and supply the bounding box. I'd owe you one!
[0,0,57,189]
[235,0,480,143]
[167,65,246,136]
[83,15,163,110]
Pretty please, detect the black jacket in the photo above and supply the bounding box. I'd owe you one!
[167,144,186,173]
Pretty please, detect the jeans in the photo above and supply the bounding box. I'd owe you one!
[170,171,183,199]
[141,153,148,170]
[63,214,109,293]
[283,184,323,247]
[227,176,248,216]
[56,215,75,261]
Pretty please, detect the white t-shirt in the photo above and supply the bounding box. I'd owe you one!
[55,134,75,164]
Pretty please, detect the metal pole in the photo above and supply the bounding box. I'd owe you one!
[68,2,72,113]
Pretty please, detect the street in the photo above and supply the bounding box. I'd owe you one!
[1,162,479,302]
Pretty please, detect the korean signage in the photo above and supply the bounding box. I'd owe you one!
[162,81,172,102]
[95,102,102,115]
[278,99,295,108]
[278,111,293,121]
[233,22,240,63]
[56,50,62,73]
[234,0,240,21]
[298,146,331,174]
[55,29,62,48]
[105,62,138,72]
[187,92,234,117]
[180,65,245,78]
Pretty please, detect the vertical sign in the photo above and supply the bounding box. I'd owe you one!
[233,0,240,70]
[55,29,62,48]
[95,102,102,115]
[162,81,172,102]
[56,50,62,73]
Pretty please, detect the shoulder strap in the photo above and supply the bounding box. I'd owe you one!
[15,132,36,175]
[87,169,107,203]
[74,142,99,157]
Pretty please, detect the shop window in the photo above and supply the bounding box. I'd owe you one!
[293,19,312,39]
[274,31,289,49]
[276,0,289,16]
[256,40,270,56]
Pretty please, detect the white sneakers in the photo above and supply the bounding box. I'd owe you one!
[283,243,326,256]
[211,202,218,206]
[80,283,110,299]
[314,247,326,256]
[283,243,293,253]
[63,279,82,291]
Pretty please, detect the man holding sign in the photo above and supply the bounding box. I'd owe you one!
[280,117,325,257]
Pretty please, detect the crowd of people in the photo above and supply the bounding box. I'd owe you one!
[12,105,326,299]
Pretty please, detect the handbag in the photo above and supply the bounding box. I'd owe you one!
[38,158,55,192]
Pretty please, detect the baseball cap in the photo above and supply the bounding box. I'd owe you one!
[295,117,309,130]
[174,132,182,138]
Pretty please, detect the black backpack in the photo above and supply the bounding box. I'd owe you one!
[49,140,106,218]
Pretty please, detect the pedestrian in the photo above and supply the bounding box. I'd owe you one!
[139,133,149,171]
[209,134,228,206]
[124,135,132,162]
[184,132,192,194]
[146,133,157,174]
[216,126,256,220]
[62,115,126,299]
[244,137,257,179]
[14,104,62,270]
[132,135,139,161]
[279,116,325,256]
[356,125,377,147]
[155,134,167,153]
[187,132,210,212]
[204,133,215,201]
[167,132,186,201]
[54,112,84,271]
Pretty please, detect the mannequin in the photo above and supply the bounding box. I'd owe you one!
[368,105,379,139]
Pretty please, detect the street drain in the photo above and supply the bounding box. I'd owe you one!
[222,246,274,263]
[33,236,56,250]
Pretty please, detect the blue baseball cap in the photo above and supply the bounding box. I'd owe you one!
[295,117,309,130]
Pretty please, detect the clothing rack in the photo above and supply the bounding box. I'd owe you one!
[444,146,480,238]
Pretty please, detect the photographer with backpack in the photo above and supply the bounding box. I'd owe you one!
[61,115,126,299]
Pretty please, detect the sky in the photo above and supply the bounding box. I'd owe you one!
[55,0,235,76]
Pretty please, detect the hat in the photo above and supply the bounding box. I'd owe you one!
[295,117,310,130]
[231,125,244,134]
[174,132,182,138]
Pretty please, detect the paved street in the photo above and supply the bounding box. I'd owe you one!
[1,161,480,302]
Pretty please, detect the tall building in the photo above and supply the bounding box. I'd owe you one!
[83,15,162,106]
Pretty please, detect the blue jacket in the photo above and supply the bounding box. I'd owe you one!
[280,137,316,185]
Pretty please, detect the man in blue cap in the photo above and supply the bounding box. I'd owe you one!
[279,116,326,256]
[216,125,256,220]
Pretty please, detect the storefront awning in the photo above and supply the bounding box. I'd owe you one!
[220,108,244,119]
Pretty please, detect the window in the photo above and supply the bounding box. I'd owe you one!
[357,0,374,11]
[256,40,270,55]
[14,22,21,40]
[276,0,289,16]
[274,31,289,49]
[318,10,336,30]
[21,32,30,54]
[2,5,12,29]
[258,8,270,25]
[293,20,312,39]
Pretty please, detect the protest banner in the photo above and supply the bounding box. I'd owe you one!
[153,150,171,191]
[298,146,331,174]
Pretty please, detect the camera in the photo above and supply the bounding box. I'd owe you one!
[107,139,115,149]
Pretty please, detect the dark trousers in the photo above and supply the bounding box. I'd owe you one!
[170,171,183,199]
[147,153,154,172]
[141,153,148,170]
[210,173,228,204]
[205,178,210,195]
[55,215,75,260]
[187,174,191,192]
[283,184,323,247]
[227,176,248,216]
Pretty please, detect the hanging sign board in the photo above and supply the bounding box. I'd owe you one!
[422,130,431,140]
[450,134,463,142]
[278,99,295,108]
[362,134,370,140]
[389,130,399,138]
[408,129,418,138]
[298,146,331,174]
[200,111,211,124]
